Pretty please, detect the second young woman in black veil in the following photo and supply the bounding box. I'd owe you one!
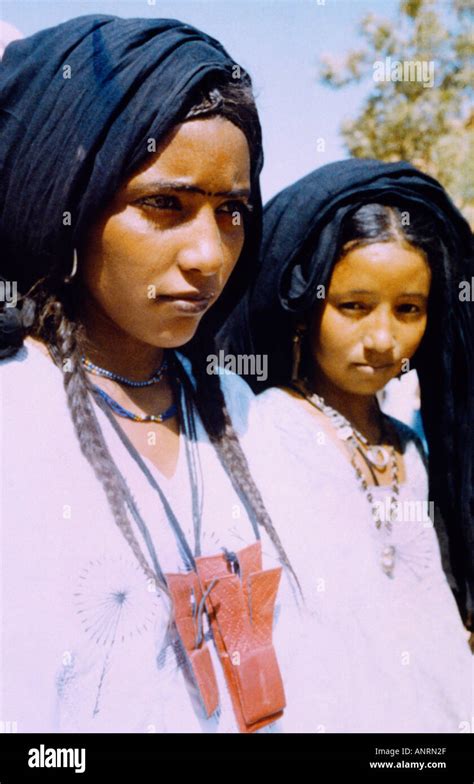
[220,158,474,629]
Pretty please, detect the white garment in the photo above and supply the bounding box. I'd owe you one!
[248,387,472,733]
[0,341,298,733]
[0,343,471,733]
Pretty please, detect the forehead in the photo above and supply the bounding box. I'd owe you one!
[126,117,251,193]
[330,242,431,290]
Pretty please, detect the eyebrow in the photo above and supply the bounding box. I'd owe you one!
[127,180,252,199]
[339,289,374,296]
[339,289,428,300]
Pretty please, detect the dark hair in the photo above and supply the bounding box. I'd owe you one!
[4,75,302,602]
[338,202,440,263]
[183,76,261,170]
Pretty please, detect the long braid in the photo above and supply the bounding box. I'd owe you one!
[30,287,165,593]
[184,335,304,601]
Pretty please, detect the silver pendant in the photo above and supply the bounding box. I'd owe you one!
[337,425,353,441]
[381,544,396,577]
[366,445,390,469]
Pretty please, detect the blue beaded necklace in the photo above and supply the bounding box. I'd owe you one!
[81,354,168,387]
[81,352,177,423]
[90,386,177,423]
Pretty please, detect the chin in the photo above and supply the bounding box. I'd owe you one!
[348,378,393,396]
[146,322,202,350]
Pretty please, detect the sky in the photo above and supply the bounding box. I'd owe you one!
[0,0,401,201]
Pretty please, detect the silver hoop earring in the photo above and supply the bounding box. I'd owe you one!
[291,325,306,382]
[64,248,78,284]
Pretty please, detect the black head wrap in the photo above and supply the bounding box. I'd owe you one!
[219,158,474,624]
[0,14,263,349]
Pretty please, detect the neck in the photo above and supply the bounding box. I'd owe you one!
[306,369,382,440]
[79,305,165,382]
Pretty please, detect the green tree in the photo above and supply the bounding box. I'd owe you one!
[319,0,474,225]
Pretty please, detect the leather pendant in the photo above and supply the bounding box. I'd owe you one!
[166,541,286,732]
[166,570,220,718]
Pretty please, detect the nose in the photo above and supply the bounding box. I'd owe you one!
[362,308,397,353]
[178,207,225,277]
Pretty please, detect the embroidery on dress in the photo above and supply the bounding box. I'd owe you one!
[69,553,165,716]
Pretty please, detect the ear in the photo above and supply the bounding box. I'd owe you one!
[293,313,309,334]
[291,322,308,382]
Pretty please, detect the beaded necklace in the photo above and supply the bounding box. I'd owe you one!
[81,352,177,423]
[294,380,399,578]
[89,386,177,423]
[81,354,168,387]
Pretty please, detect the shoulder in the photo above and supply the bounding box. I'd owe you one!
[0,343,30,373]
[0,338,64,416]
[251,385,335,472]
[254,385,301,414]
[254,385,319,439]
[0,338,57,380]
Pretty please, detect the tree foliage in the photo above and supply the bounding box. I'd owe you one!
[319,0,474,224]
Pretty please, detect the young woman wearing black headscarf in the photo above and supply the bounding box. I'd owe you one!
[219,159,474,732]
[0,15,307,734]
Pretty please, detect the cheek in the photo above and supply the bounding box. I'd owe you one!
[83,217,164,294]
[100,217,153,275]
[217,229,246,284]
[313,307,354,360]
[399,316,428,356]
[224,224,246,260]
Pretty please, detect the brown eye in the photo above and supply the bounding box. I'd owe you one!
[137,195,181,210]
[339,302,366,311]
[397,304,421,314]
[218,200,252,218]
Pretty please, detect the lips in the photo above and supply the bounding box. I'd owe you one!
[155,291,216,315]
[157,291,215,302]
[354,362,396,371]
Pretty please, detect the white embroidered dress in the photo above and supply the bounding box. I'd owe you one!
[250,387,472,733]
